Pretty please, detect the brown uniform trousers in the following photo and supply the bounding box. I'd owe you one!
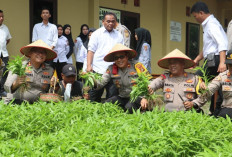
[4,60,54,104]
[149,72,204,112]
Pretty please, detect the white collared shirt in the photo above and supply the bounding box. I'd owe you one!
[202,15,228,58]
[74,37,84,63]
[88,27,124,74]
[0,24,12,57]
[53,35,68,63]
[32,22,58,47]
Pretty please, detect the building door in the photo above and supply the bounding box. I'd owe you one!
[29,0,57,42]
[121,11,140,49]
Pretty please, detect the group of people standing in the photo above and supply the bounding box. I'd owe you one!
[2,1,232,119]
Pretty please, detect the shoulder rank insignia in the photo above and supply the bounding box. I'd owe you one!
[130,71,136,75]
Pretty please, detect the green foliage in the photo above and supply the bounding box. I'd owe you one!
[0,100,232,156]
[194,60,214,94]
[79,71,102,89]
[5,55,27,76]
[130,72,157,102]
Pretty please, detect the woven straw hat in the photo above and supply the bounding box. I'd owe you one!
[104,43,137,62]
[158,49,195,69]
[20,40,57,61]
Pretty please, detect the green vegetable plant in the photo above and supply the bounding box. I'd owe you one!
[130,72,163,110]
[5,55,30,91]
[79,70,102,95]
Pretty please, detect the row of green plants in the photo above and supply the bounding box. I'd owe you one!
[0,100,232,156]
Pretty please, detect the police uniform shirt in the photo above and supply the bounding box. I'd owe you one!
[149,72,203,112]
[4,60,54,103]
[116,23,131,48]
[96,60,138,98]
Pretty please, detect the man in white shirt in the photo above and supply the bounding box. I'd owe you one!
[87,12,124,102]
[191,2,228,115]
[32,7,58,50]
[0,10,12,97]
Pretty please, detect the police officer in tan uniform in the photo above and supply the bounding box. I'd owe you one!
[4,40,57,104]
[95,43,148,113]
[194,50,232,118]
[115,22,131,48]
[141,49,204,112]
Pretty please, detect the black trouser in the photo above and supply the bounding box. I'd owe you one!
[76,62,83,81]
[89,79,118,102]
[217,108,232,119]
[53,61,67,81]
[195,55,223,114]
[0,56,9,92]
[105,95,142,114]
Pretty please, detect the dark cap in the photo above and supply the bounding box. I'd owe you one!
[62,64,76,76]
[225,50,232,64]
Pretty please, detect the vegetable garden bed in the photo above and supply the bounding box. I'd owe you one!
[0,100,231,156]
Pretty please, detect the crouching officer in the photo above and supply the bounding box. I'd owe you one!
[94,43,149,113]
[195,50,232,118]
[4,40,56,104]
[141,49,205,112]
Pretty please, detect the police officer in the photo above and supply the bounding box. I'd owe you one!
[141,49,204,112]
[4,40,57,104]
[195,50,232,118]
[115,22,131,48]
[94,43,148,113]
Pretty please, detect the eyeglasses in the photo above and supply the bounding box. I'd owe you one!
[114,55,126,61]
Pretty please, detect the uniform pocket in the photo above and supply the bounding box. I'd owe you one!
[163,87,174,102]
[222,85,232,98]
[183,87,196,100]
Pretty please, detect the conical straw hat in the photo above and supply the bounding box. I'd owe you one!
[20,40,57,61]
[104,43,137,62]
[158,49,195,69]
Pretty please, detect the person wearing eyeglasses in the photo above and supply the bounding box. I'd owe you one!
[94,43,149,113]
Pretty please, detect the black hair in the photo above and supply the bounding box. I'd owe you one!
[41,7,50,14]
[191,2,210,14]
[56,24,63,29]
[0,10,3,13]
[103,12,117,21]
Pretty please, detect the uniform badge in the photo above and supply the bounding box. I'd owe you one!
[115,80,120,88]
[227,72,231,77]
[113,74,120,77]
[166,94,170,99]
[128,64,131,68]
[169,74,173,78]
[130,71,136,75]
[131,80,136,84]
[124,30,129,37]
[214,76,221,81]
[186,88,193,92]
[184,73,188,77]
[224,86,230,91]
[43,72,49,75]
[186,79,193,83]
[43,80,48,84]
[165,88,172,92]
[106,69,110,74]
[26,70,32,74]
[225,79,231,82]
[144,45,148,51]
[186,93,193,99]
[26,77,31,82]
